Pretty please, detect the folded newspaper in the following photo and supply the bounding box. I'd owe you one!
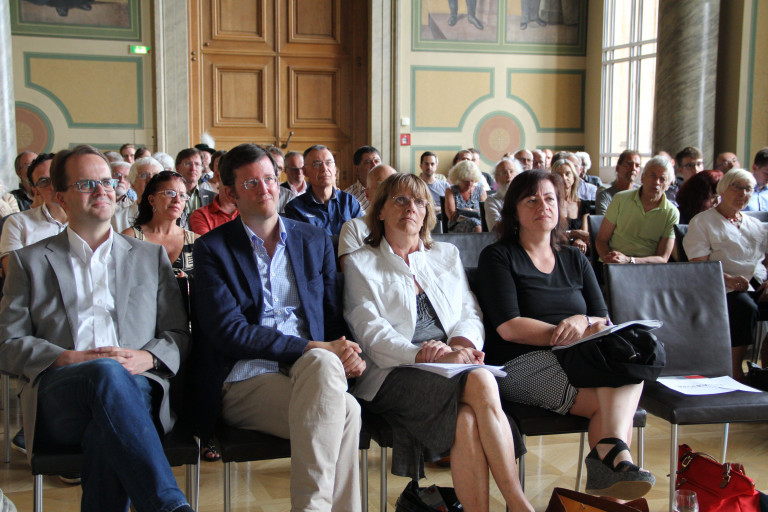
[399,363,507,378]
[550,319,663,350]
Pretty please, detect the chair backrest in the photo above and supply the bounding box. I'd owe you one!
[432,232,497,267]
[673,224,689,262]
[587,214,603,268]
[604,262,731,377]
[479,201,488,232]
[439,195,449,233]
[744,210,768,222]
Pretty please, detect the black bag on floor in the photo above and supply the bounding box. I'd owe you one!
[395,480,462,512]
[745,362,768,392]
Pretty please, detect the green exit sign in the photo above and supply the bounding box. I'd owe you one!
[130,45,150,55]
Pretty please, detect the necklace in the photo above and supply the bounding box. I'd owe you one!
[725,210,743,228]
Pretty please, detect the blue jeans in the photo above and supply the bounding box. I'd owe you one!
[35,359,188,512]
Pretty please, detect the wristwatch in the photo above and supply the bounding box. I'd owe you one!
[629,256,636,264]
[152,355,161,371]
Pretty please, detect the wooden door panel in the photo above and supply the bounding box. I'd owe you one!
[202,54,275,145]
[280,0,345,54]
[280,57,350,138]
[201,0,274,53]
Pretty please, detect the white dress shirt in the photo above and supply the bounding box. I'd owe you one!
[67,227,119,350]
[0,204,67,258]
[343,237,484,401]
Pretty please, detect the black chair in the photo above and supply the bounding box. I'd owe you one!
[30,276,200,512]
[587,214,604,276]
[432,232,497,267]
[604,262,768,511]
[216,415,377,512]
[672,224,688,262]
[479,200,488,232]
[743,210,768,222]
[439,196,449,233]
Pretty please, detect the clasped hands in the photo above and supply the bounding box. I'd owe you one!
[307,337,366,379]
[52,347,155,375]
[415,339,484,365]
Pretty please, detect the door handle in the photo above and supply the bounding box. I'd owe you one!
[281,131,294,149]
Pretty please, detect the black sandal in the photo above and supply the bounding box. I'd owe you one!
[202,441,221,462]
[585,437,655,500]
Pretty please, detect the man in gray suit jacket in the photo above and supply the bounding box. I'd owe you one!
[0,145,194,512]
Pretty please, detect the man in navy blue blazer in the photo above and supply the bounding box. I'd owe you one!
[193,143,365,512]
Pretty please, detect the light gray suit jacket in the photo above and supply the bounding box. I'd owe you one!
[0,230,189,457]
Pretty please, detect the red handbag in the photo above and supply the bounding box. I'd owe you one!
[676,444,760,511]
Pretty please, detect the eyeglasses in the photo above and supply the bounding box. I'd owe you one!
[111,171,126,180]
[391,195,427,209]
[242,175,277,189]
[67,178,119,193]
[137,172,152,180]
[311,160,335,169]
[729,183,754,193]
[34,177,52,189]
[156,189,190,201]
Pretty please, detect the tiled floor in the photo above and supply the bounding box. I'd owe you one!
[2,388,767,511]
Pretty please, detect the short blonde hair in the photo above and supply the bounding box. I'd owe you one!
[448,160,482,184]
[365,173,436,249]
[717,168,756,196]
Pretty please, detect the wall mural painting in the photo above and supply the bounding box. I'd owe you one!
[414,0,586,55]
[11,0,140,40]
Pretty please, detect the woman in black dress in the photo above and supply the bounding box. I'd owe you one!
[476,170,655,500]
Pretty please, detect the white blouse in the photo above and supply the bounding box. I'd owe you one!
[683,208,768,291]
[343,237,484,401]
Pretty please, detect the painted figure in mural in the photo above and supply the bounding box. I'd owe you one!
[520,0,546,30]
[447,0,484,30]
[24,0,95,17]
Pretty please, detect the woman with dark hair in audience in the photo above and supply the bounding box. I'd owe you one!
[122,171,198,278]
[683,168,768,380]
[476,170,655,500]
[445,160,488,232]
[344,173,534,512]
[551,158,590,253]
[675,169,723,224]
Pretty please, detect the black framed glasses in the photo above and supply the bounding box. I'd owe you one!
[67,178,119,193]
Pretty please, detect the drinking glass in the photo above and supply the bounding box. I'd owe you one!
[674,489,699,512]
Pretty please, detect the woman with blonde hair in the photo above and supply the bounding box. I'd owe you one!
[445,160,487,232]
[552,158,590,253]
[345,173,533,512]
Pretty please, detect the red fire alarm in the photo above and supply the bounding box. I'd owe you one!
[400,134,411,146]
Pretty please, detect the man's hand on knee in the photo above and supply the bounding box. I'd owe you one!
[51,347,154,375]
[305,337,366,378]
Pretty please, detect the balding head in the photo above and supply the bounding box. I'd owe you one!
[514,149,533,170]
[365,164,397,201]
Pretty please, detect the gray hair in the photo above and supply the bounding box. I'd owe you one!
[642,155,675,183]
[717,168,756,196]
[110,161,130,173]
[575,151,592,171]
[104,151,123,163]
[129,157,164,184]
[494,157,522,177]
[152,152,175,172]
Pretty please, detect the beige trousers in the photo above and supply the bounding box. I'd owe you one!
[221,348,362,512]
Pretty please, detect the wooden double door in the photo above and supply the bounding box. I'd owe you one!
[188,0,369,186]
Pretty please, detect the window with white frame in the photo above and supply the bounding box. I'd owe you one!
[600,0,658,171]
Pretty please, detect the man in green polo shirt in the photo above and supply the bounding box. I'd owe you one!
[596,155,679,264]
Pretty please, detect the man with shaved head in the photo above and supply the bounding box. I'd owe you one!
[337,164,398,267]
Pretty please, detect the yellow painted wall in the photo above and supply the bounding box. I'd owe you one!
[12,0,155,154]
[748,0,768,161]
[397,0,592,176]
